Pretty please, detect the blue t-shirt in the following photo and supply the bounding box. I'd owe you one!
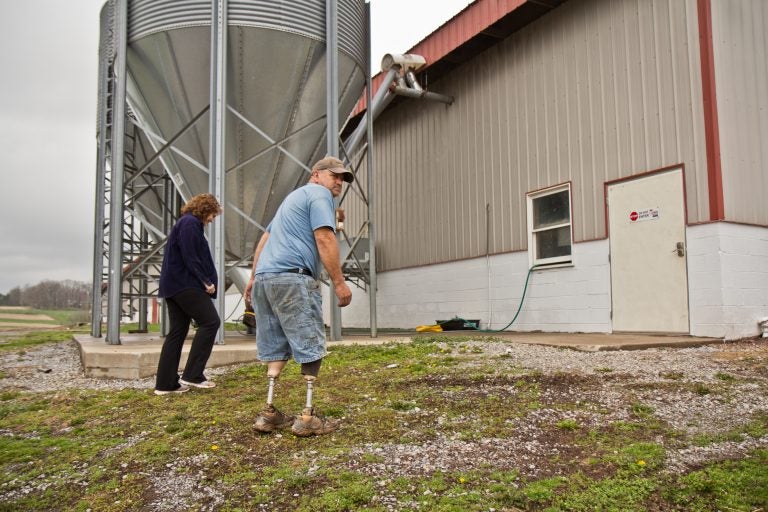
[256,183,336,278]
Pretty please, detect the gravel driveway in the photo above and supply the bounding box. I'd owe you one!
[1,337,767,510]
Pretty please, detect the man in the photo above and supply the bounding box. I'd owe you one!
[244,156,353,437]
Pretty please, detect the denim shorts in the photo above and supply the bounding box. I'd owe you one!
[251,272,326,363]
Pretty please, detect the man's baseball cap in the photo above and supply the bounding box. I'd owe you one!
[313,156,354,183]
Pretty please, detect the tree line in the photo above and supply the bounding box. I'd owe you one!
[0,280,91,310]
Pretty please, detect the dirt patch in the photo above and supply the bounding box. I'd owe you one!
[708,338,768,379]
[0,313,55,321]
[0,323,62,331]
[713,339,768,361]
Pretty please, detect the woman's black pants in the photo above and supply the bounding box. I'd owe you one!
[155,288,221,391]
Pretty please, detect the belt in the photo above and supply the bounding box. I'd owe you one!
[284,268,314,279]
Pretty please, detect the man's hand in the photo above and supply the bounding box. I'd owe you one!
[205,283,216,295]
[335,281,352,307]
[244,278,253,303]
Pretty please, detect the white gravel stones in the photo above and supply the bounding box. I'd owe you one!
[0,340,233,392]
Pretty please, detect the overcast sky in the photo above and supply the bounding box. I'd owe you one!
[0,0,471,294]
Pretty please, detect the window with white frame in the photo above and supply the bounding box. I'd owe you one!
[527,184,573,267]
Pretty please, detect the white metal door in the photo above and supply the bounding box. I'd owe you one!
[608,168,689,333]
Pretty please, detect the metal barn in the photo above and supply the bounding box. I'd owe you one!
[341,0,768,340]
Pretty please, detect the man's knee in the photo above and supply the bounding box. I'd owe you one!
[267,360,288,378]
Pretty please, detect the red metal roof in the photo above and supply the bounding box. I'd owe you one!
[352,0,546,117]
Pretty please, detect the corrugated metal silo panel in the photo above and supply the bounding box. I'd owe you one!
[228,0,365,68]
[337,0,366,69]
[97,1,115,130]
[128,0,211,42]
[228,1,324,38]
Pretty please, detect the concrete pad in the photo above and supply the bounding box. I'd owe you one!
[75,330,724,380]
[481,331,724,352]
[336,331,723,352]
[75,333,258,379]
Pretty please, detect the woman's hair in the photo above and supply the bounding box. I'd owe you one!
[181,193,222,220]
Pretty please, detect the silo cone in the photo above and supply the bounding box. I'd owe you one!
[107,0,367,262]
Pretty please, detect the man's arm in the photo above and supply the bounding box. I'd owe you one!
[244,231,269,301]
[314,227,352,307]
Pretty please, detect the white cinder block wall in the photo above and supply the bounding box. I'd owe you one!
[687,223,768,339]
[328,239,612,334]
[327,226,767,339]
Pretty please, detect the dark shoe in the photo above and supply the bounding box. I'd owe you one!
[291,407,338,437]
[179,378,216,389]
[254,405,294,433]
[154,384,190,396]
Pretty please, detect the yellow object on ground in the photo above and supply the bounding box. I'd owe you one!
[415,324,443,332]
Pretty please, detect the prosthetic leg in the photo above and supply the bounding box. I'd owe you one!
[299,359,321,411]
[254,358,337,436]
[291,359,338,437]
[264,359,319,408]
[254,360,292,433]
[265,360,287,406]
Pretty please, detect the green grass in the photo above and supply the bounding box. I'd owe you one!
[0,337,766,511]
[663,450,768,511]
[0,330,80,352]
[0,308,91,353]
[551,474,659,511]
[36,309,91,326]
[556,418,580,431]
[0,306,246,332]
[0,308,89,327]
[691,412,768,447]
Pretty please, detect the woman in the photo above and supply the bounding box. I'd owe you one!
[154,193,222,395]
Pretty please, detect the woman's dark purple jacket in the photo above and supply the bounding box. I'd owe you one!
[158,213,218,299]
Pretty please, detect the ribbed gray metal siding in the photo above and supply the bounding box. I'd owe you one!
[97,1,115,129]
[128,0,210,41]
[712,0,768,225]
[337,0,366,69]
[361,0,709,271]
[229,0,366,67]
[127,0,365,68]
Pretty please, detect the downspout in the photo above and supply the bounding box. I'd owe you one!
[344,53,455,157]
[343,66,398,157]
[385,53,454,105]
[391,85,454,104]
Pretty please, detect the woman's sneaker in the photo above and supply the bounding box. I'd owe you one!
[291,407,338,437]
[179,379,216,389]
[254,405,294,433]
[154,384,190,395]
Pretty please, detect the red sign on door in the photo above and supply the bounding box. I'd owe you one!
[629,211,639,222]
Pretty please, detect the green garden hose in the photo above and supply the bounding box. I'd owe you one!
[439,265,539,333]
